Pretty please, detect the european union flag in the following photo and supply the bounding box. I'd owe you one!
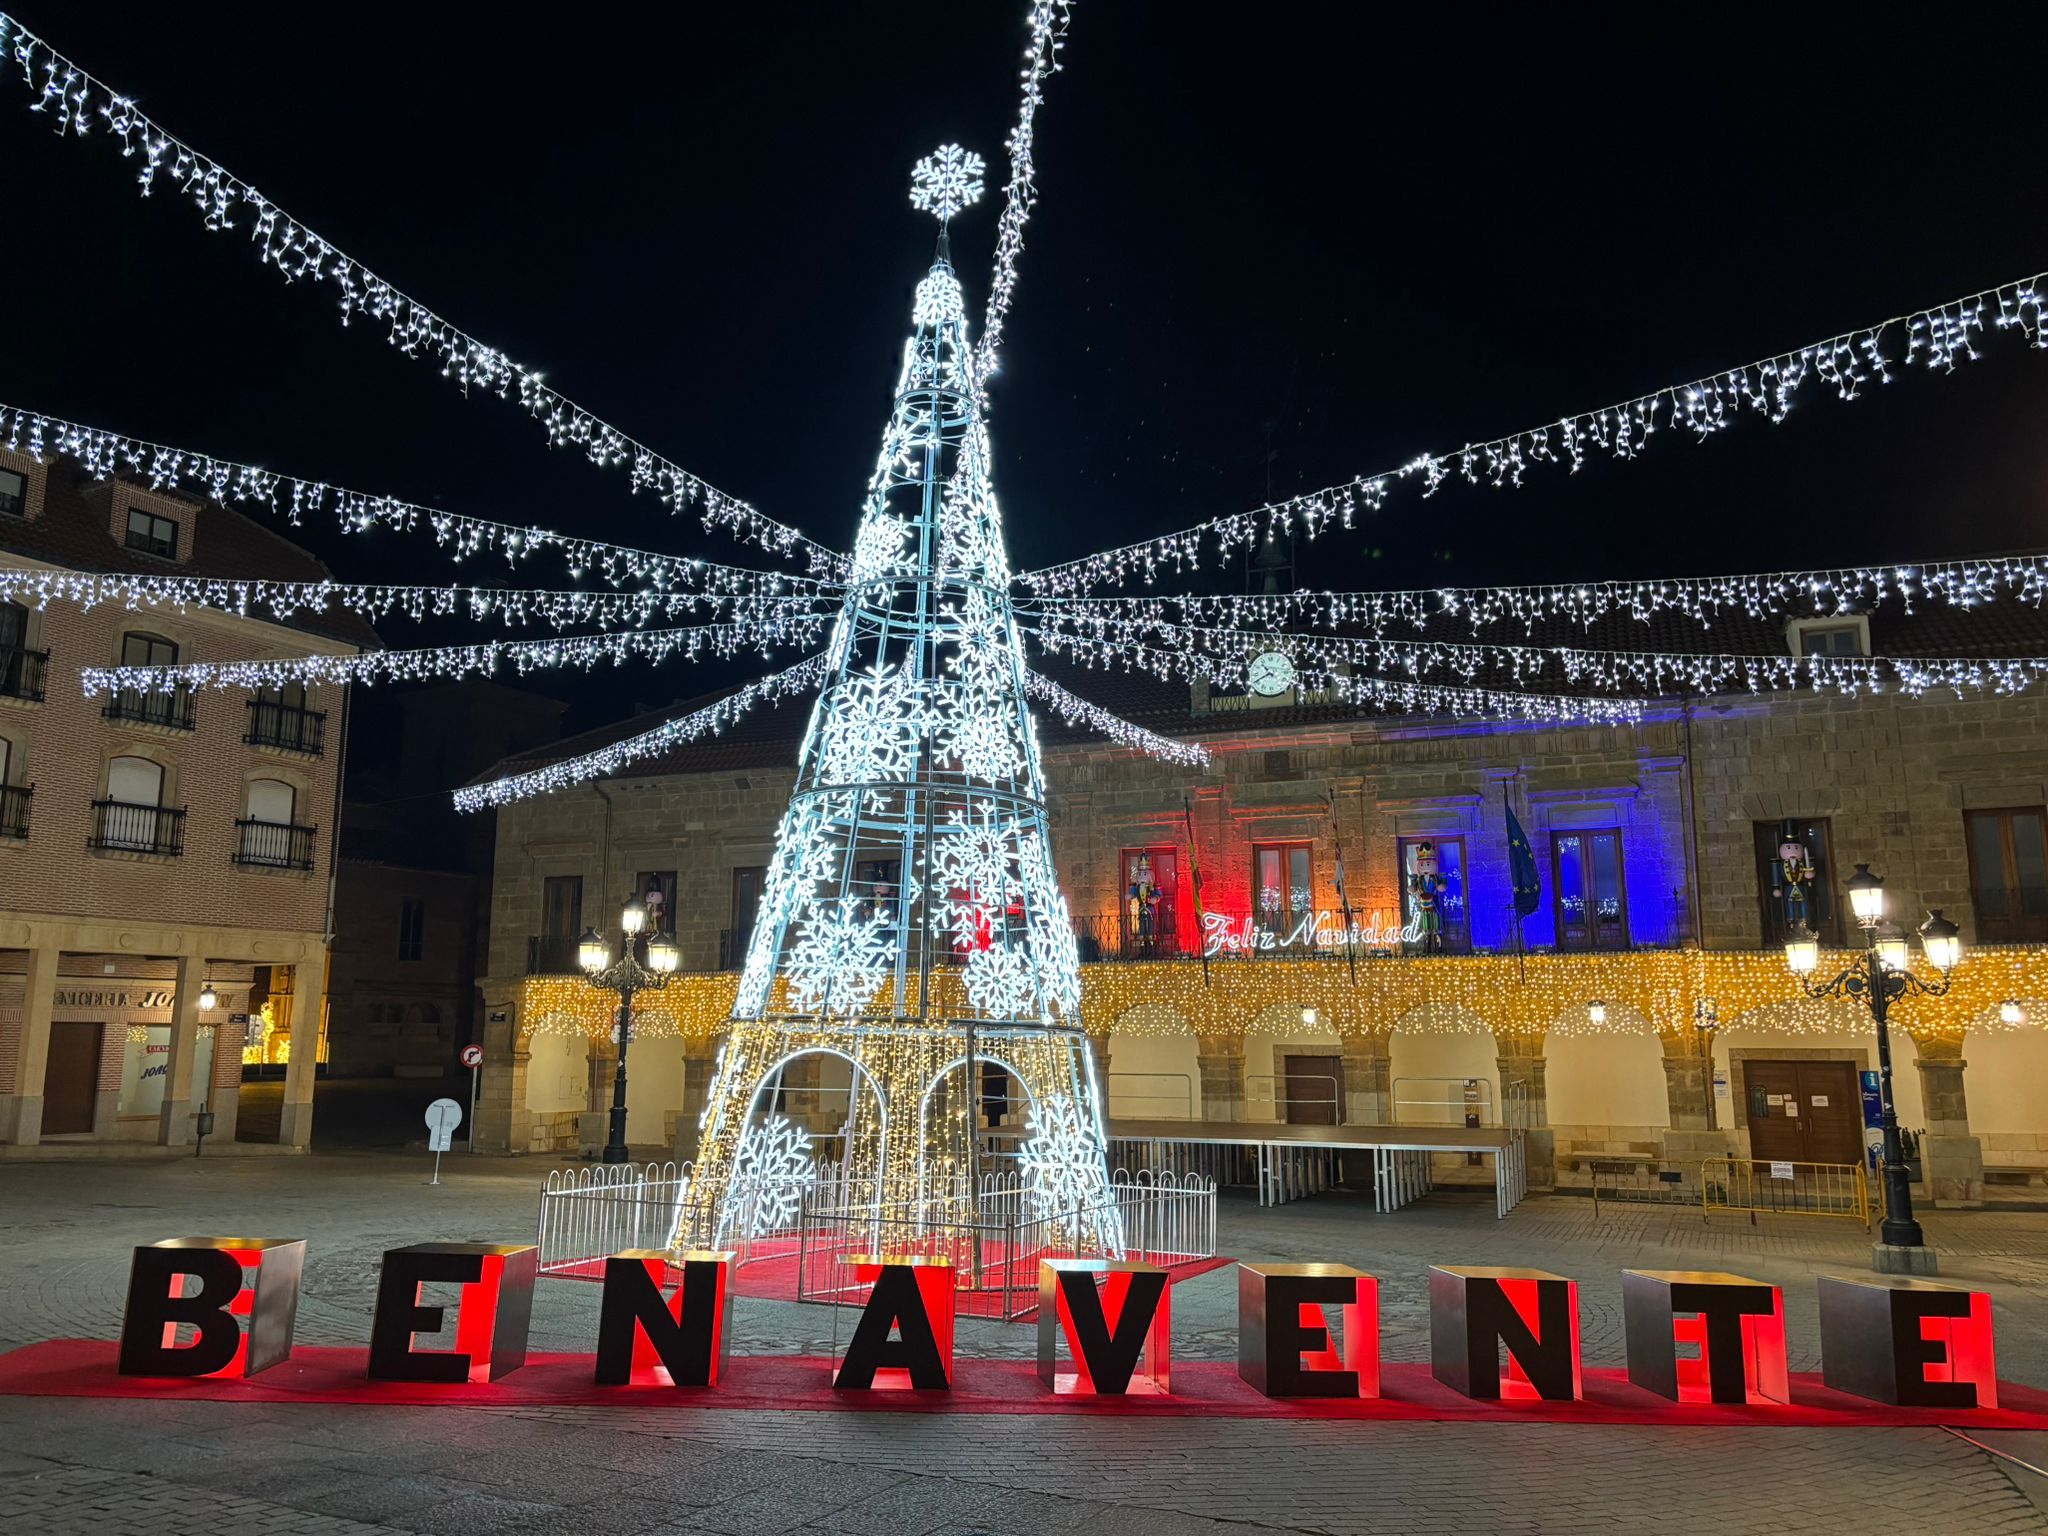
[1505,787,1541,920]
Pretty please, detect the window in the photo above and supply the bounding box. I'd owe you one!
[1121,846,1180,955]
[1398,835,1469,952]
[0,467,24,518]
[108,755,164,808]
[1253,841,1314,938]
[1552,829,1628,950]
[121,631,178,669]
[246,778,295,825]
[542,875,582,939]
[124,506,179,559]
[1754,818,1840,947]
[398,898,426,962]
[0,600,40,702]
[635,870,678,934]
[1787,616,1870,658]
[854,857,902,918]
[1965,807,2048,943]
[727,866,765,968]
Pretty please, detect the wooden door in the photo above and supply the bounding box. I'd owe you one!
[1284,1053,1341,1125]
[1745,1059,1860,1165]
[1795,1061,1862,1166]
[42,1022,102,1135]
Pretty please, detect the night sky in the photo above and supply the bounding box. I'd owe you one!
[5,3,2044,756]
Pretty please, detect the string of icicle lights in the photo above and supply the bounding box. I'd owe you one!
[1030,612,2048,700]
[1022,667,1209,768]
[1018,269,2048,596]
[0,403,841,597]
[0,565,837,634]
[0,13,841,575]
[1026,550,2048,637]
[974,0,1074,389]
[452,653,831,812]
[1029,627,1647,725]
[82,619,832,696]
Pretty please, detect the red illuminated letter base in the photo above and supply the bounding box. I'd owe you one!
[1818,1274,1998,1409]
[367,1243,536,1384]
[594,1249,735,1387]
[1038,1258,1172,1395]
[1623,1269,1789,1405]
[1430,1265,1581,1402]
[834,1257,955,1391]
[1237,1262,1379,1398]
[118,1237,305,1379]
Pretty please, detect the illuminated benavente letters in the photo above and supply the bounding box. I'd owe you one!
[1202,910,1425,958]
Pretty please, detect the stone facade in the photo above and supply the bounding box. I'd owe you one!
[474,676,2048,1210]
[0,453,365,1151]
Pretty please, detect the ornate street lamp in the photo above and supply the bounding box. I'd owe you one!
[197,980,219,1012]
[1784,866,1961,1260]
[582,899,681,1164]
[1587,999,1607,1027]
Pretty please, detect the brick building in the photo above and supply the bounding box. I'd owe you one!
[468,606,2048,1208]
[0,449,372,1151]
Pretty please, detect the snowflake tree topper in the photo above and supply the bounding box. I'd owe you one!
[910,143,986,224]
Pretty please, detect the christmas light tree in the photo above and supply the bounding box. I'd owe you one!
[679,146,1120,1255]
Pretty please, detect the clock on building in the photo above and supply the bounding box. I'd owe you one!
[1247,649,1297,696]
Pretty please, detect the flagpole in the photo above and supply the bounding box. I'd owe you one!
[1329,789,1358,985]
[1183,795,1210,986]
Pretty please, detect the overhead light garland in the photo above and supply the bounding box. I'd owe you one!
[975,0,1074,388]
[453,653,830,812]
[1018,268,2048,595]
[1029,549,2048,638]
[1033,610,2048,701]
[0,403,845,592]
[0,565,840,633]
[82,619,830,696]
[1031,625,1646,725]
[1023,667,1210,767]
[0,14,842,574]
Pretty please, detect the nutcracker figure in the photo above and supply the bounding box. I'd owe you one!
[1408,840,1445,955]
[1127,851,1162,947]
[1773,824,1814,931]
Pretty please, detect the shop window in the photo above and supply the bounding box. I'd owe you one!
[1253,841,1314,938]
[124,506,179,559]
[1966,807,2048,943]
[1398,835,1469,952]
[635,869,678,934]
[1121,845,1179,955]
[1754,818,1840,948]
[1552,829,1628,950]
[397,898,426,962]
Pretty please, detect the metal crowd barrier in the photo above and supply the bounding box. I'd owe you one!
[1589,1156,1869,1228]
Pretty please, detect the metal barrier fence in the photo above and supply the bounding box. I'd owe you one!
[794,1170,1216,1320]
[1703,1157,1870,1227]
[537,1160,1216,1317]
[1589,1156,1870,1228]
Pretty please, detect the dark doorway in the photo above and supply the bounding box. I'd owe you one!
[1743,1059,1860,1166]
[1283,1052,1341,1125]
[42,1021,102,1134]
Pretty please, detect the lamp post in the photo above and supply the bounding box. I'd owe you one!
[580,896,681,1165]
[1784,863,1960,1262]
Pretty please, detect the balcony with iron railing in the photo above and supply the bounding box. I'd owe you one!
[0,781,29,839]
[244,698,327,755]
[88,798,185,857]
[233,817,317,871]
[0,643,48,703]
[101,686,197,732]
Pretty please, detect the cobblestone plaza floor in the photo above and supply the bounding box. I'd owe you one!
[3,1153,2048,1533]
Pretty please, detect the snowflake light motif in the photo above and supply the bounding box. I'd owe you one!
[721,1112,814,1237]
[1019,1093,1112,1225]
[814,665,927,787]
[941,705,1025,782]
[909,143,986,223]
[783,900,896,1017]
[848,511,914,585]
[963,940,1037,1018]
[913,269,966,327]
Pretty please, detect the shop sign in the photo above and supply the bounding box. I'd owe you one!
[1202,909,1424,958]
[54,986,174,1011]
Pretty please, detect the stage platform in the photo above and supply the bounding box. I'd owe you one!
[1108,1118,1529,1218]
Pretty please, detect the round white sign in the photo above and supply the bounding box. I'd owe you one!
[425,1097,463,1133]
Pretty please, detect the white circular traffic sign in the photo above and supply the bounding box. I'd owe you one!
[460,1044,484,1069]
[425,1097,463,1134]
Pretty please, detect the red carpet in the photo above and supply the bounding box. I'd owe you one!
[4,1341,2046,1428]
